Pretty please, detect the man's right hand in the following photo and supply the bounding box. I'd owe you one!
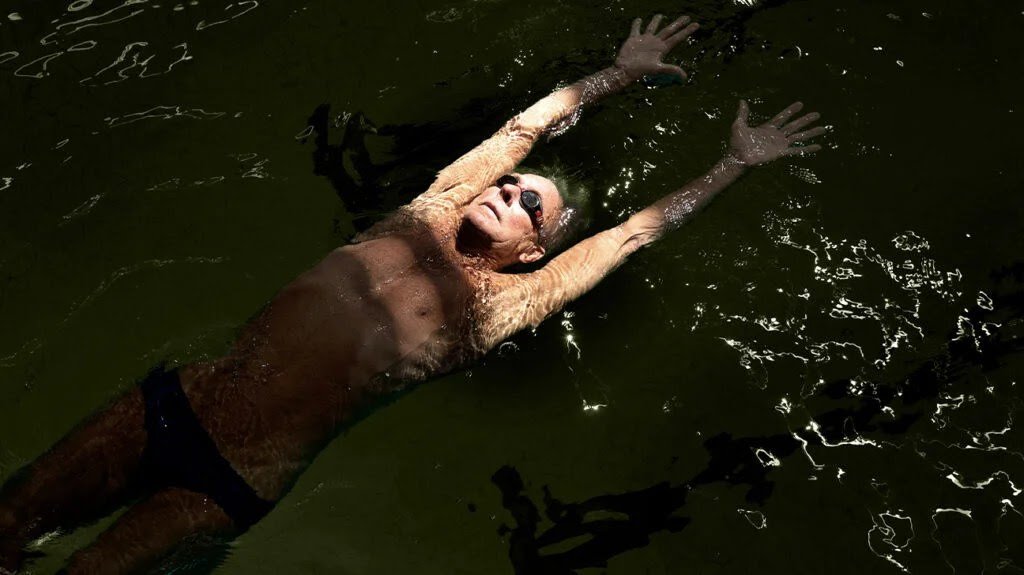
[614,14,700,83]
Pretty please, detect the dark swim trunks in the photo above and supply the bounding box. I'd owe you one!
[139,367,273,529]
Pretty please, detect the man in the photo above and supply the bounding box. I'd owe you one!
[0,14,824,574]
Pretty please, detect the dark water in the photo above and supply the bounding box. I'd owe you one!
[2,0,1023,573]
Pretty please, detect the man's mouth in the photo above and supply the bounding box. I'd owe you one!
[482,201,500,220]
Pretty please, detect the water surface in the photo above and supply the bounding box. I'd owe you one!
[1,0,1023,573]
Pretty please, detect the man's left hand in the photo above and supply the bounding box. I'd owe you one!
[728,100,828,167]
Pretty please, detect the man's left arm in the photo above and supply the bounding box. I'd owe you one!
[481,100,827,348]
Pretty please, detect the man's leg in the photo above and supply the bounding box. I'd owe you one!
[0,389,147,571]
[63,487,235,575]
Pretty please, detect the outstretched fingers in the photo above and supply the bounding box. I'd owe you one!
[619,14,701,82]
[733,99,750,129]
[788,125,829,143]
[657,15,691,39]
[782,111,820,135]
[768,101,804,128]
[645,14,664,34]
[666,22,700,47]
[784,107,827,154]
[731,99,827,163]
[784,144,822,157]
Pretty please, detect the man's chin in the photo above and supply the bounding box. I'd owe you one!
[462,210,498,238]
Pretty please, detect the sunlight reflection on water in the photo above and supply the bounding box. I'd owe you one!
[1,0,258,83]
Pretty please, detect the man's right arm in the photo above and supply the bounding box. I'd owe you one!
[406,15,701,216]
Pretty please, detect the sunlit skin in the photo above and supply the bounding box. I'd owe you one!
[458,173,564,268]
[0,14,826,575]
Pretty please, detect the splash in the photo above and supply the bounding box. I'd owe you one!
[711,201,963,393]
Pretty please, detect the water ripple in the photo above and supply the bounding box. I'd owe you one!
[195,0,259,31]
[67,256,228,320]
[3,0,259,84]
[81,41,193,86]
[868,511,914,573]
[14,51,65,79]
[104,105,224,128]
[677,192,1024,572]
[46,0,147,44]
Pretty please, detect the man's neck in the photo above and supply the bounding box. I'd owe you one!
[454,224,513,271]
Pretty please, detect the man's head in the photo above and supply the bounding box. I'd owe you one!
[462,172,565,268]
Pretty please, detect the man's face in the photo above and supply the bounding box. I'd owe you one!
[463,173,564,264]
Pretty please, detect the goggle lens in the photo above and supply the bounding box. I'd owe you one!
[495,175,543,229]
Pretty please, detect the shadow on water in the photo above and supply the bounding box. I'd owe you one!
[303,97,511,235]
[490,428,799,575]
[490,273,1024,574]
[490,430,800,575]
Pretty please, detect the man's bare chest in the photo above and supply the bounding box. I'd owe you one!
[334,236,477,372]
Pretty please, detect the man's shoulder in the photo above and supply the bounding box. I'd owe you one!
[350,205,447,244]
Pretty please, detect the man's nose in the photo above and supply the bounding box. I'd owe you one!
[499,185,518,204]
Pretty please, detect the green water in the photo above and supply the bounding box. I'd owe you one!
[2,0,1023,573]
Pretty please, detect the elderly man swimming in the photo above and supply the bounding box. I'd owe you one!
[0,14,825,574]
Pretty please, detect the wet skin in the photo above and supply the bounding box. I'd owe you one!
[0,170,567,574]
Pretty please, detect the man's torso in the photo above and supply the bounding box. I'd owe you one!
[178,224,484,497]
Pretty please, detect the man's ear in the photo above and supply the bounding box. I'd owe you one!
[517,244,546,265]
